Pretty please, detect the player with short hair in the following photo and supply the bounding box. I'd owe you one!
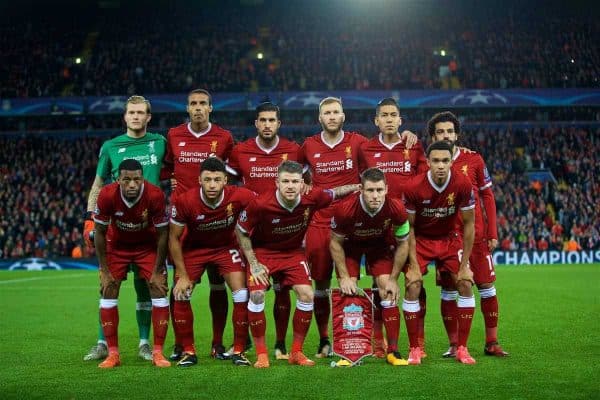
[164,89,235,361]
[298,96,418,358]
[403,140,477,364]
[94,159,170,368]
[235,160,359,368]
[427,111,508,357]
[83,95,167,362]
[169,157,256,367]
[358,97,429,355]
[226,102,299,360]
[329,168,423,366]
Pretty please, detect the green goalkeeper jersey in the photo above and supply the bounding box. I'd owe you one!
[96,132,167,185]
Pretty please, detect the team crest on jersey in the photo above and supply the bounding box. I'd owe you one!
[141,208,148,222]
[461,165,469,176]
[345,146,352,159]
[403,149,410,159]
[211,141,218,153]
[383,218,391,230]
[281,153,288,161]
[447,193,455,206]
[226,203,234,217]
[303,208,311,224]
[148,141,155,153]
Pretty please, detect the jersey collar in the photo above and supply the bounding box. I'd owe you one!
[427,170,452,193]
[187,122,212,138]
[453,147,461,161]
[255,135,280,154]
[378,132,403,150]
[320,130,345,149]
[276,190,301,212]
[200,187,225,209]
[359,193,385,217]
[120,183,145,208]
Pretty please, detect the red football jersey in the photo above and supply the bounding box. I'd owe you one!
[94,181,168,249]
[403,171,475,238]
[452,147,494,241]
[358,133,428,198]
[331,192,409,248]
[171,185,256,249]
[226,136,300,195]
[297,131,367,227]
[237,189,334,251]
[164,122,234,199]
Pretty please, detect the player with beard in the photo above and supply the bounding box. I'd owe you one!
[227,102,299,360]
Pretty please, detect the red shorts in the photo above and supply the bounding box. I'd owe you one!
[305,225,333,281]
[414,234,463,276]
[470,239,496,285]
[342,246,394,278]
[175,246,245,283]
[248,248,311,292]
[107,246,156,281]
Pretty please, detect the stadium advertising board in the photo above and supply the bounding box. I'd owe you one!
[2,89,600,116]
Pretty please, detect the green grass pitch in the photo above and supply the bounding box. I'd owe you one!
[1,264,598,400]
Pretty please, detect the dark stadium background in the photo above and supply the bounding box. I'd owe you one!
[0,0,598,263]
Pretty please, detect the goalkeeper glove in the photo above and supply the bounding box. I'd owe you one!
[83,211,95,248]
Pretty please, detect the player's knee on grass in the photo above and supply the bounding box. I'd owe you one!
[249,290,265,305]
[293,284,314,303]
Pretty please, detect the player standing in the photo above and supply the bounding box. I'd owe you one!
[235,161,359,368]
[164,89,235,360]
[227,102,299,359]
[83,95,166,362]
[94,159,170,368]
[403,140,478,364]
[329,168,423,366]
[169,157,255,367]
[427,111,508,357]
[358,97,428,355]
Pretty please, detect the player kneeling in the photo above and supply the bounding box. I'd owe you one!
[94,159,171,368]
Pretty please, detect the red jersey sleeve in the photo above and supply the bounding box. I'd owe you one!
[226,145,241,177]
[330,202,352,237]
[149,187,168,228]
[94,186,113,226]
[170,195,188,226]
[309,188,336,210]
[415,142,429,174]
[237,199,259,234]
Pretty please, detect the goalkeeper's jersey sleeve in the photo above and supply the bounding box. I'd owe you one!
[95,132,167,185]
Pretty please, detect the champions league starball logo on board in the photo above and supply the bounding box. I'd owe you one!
[342,303,365,331]
[450,90,508,105]
[8,258,62,271]
[283,92,324,107]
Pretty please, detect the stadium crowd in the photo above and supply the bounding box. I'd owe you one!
[0,124,597,259]
[0,2,598,98]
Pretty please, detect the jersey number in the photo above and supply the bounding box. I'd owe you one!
[229,249,242,264]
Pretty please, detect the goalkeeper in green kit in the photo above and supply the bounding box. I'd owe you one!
[83,95,168,361]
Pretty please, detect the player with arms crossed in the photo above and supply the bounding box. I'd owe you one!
[164,89,235,361]
[403,140,478,364]
[428,111,508,357]
[94,159,170,368]
[235,160,359,368]
[227,102,299,359]
[83,95,166,362]
[169,157,255,367]
[329,168,423,366]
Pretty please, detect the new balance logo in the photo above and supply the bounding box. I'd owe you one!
[374,153,381,158]
[354,222,363,227]
[118,148,126,153]
[314,153,321,158]
[115,211,124,216]
[272,218,280,224]
[422,200,431,204]
[196,215,205,220]
[178,142,186,146]
[249,157,257,162]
